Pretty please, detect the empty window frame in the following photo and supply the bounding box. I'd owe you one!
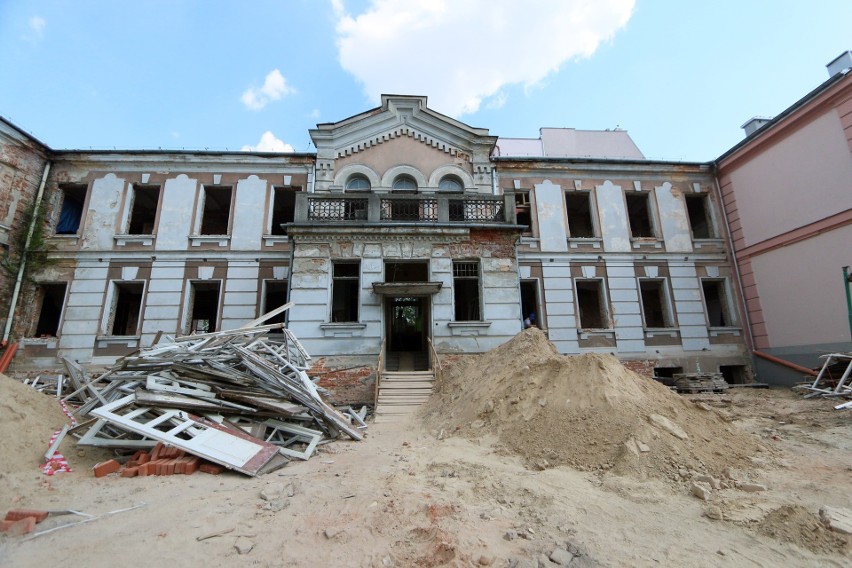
[270,186,298,235]
[127,185,160,235]
[262,280,289,332]
[515,191,532,233]
[199,186,233,235]
[685,193,715,239]
[453,261,481,321]
[438,175,463,192]
[701,279,734,327]
[625,192,655,238]
[109,282,144,336]
[188,281,221,333]
[32,283,67,337]
[639,279,673,328]
[566,192,596,238]
[331,261,360,322]
[576,279,609,329]
[56,183,88,235]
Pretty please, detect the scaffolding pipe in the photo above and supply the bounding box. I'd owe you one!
[3,161,51,344]
[753,350,818,377]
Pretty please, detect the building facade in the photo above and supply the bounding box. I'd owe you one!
[1,88,799,402]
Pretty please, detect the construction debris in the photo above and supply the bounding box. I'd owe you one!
[672,372,729,394]
[50,310,365,476]
[796,353,852,403]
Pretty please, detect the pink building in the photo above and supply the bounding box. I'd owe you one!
[715,51,852,383]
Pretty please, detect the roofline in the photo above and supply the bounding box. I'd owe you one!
[715,68,851,164]
[52,149,316,158]
[491,156,712,168]
[0,115,51,150]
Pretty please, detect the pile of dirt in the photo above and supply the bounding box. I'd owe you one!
[421,328,766,482]
[758,505,850,555]
[0,373,71,476]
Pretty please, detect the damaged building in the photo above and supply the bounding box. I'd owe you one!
[1,52,850,402]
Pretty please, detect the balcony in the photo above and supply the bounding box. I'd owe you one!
[291,193,516,227]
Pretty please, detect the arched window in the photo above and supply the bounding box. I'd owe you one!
[392,175,417,191]
[345,174,371,191]
[438,175,463,192]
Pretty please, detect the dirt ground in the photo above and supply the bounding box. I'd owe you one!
[1,334,851,567]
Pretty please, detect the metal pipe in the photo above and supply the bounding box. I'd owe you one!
[3,161,51,343]
[753,349,818,376]
[843,266,852,341]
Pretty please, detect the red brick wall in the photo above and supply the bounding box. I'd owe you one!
[309,358,376,406]
[621,359,656,379]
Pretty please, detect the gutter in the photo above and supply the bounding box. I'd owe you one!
[3,160,51,344]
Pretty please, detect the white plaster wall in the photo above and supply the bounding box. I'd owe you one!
[607,261,645,353]
[596,180,631,251]
[231,175,266,250]
[729,111,852,247]
[656,182,693,253]
[751,224,852,347]
[534,180,568,252]
[156,174,197,250]
[541,262,579,353]
[83,174,125,250]
[220,261,260,329]
[140,262,185,341]
[669,264,710,351]
[58,262,109,362]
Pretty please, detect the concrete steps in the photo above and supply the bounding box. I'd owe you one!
[374,370,435,423]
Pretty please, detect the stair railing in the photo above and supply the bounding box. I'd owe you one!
[374,339,386,407]
[427,337,443,393]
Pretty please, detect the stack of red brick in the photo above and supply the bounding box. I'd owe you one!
[1,509,49,536]
[93,442,225,478]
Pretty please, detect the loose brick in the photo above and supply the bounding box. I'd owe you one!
[5,517,37,536]
[5,509,49,523]
[200,463,224,475]
[93,459,121,478]
[151,442,165,460]
[137,463,150,477]
[137,452,151,465]
[121,467,139,478]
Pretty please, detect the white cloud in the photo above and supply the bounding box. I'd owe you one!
[241,69,295,111]
[241,131,295,153]
[27,16,46,41]
[333,0,635,116]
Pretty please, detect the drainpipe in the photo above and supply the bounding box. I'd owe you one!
[3,160,51,344]
[843,266,852,341]
[712,174,754,351]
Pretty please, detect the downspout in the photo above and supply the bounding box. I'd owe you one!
[3,160,51,344]
[712,173,754,351]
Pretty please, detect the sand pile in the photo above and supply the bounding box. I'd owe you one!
[0,373,71,476]
[421,328,765,482]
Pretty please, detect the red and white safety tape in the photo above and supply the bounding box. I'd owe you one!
[39,400,78,475]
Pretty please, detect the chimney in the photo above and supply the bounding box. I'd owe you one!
[741,117,772,137]
[827,51,852,77]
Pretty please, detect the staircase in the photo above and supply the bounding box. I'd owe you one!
[374,370,436,423]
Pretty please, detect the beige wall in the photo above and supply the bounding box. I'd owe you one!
[750,224,852,347]
[728,111,852,247]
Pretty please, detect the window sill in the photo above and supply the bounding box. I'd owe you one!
[630,238,663,250]
[577,329,615,339]
[320,322,367,338]
[21,337,59,348]
[692,238,725,250]
[568,237,602,250]
[447,321,491,336]
[189,235,231,247]
[115,234,155,246]
[263,234,290,246]
[95,335,141,348]
[708,326,741,336]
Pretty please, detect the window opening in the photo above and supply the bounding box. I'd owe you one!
[392,175,417,191]
[270,186,298,235]
[110,282,144,336]
[127,185,160,235]
[685,194,714,238]
[640,279,672,328]
[515,191,532,232]
[262,280,289,332]
[200,186,232,235]
[625,193,655,238]
[702,279,732,327]
[566,192,595,238]
[720,365,747,385]
[386,262,428,282]
[576,279,608,329]
[345,175,371,191]
[653,366,683,387]
[189,281,221,333]
[331,261,360,322]
[33,283,67,337]
[438,176,463,192]
[520,280,539,328]
[56,184,87,234]
[453,261,481,321]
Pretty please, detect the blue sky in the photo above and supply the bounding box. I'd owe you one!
[1,0,850,161]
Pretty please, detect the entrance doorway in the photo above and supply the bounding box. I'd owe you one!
[385,296,429,371]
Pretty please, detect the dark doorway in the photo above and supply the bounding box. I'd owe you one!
[520,280,539,327]
[385,296,429,371]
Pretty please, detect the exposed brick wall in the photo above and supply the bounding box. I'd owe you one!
[309,357,376,406]
[0,129,50,343]
[621,359,656,379]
